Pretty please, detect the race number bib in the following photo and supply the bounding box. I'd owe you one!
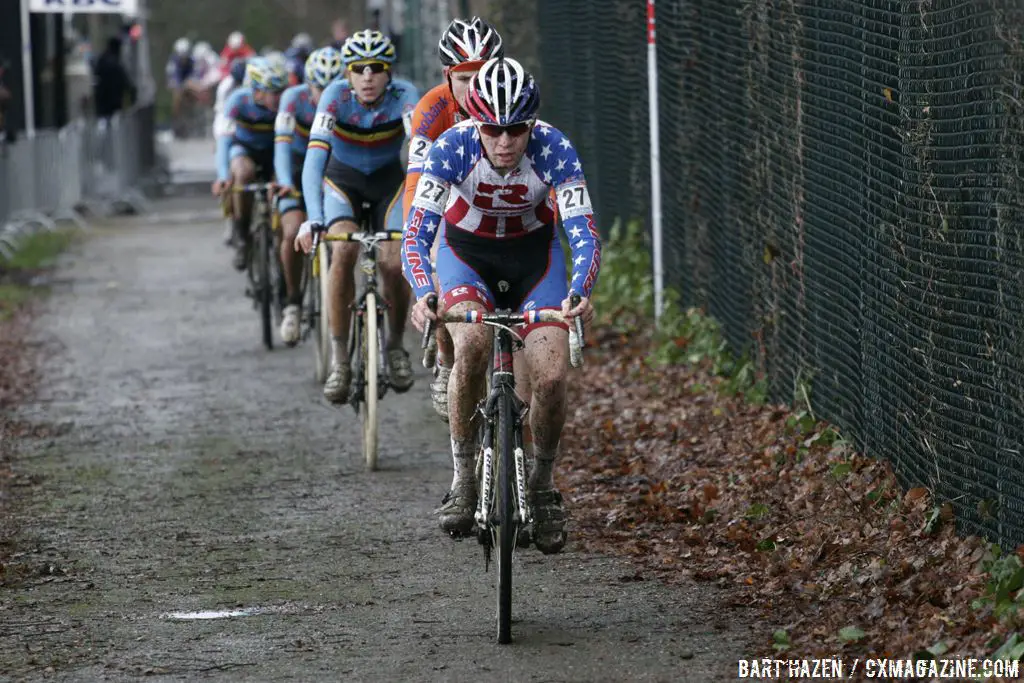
[556,181,593,219]
[310,112,336,136]
[274,112,296,135]
[411,174,450,214]
[408,135,432,164]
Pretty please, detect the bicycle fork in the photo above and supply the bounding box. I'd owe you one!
[475,347,531,542]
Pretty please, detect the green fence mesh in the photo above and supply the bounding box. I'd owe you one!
[485,0,1024,546]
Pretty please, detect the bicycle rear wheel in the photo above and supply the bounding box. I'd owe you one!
[312,245,331,383]
[496,387,515,644]
[361,291,380,471]
[255,221,273,350]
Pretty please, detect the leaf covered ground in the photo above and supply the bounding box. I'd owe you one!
[561,330,1024,672]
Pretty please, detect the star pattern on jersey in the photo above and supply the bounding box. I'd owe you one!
[401,122,600,302]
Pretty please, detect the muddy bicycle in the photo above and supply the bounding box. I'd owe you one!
[422,293,584,644]
[235,183,285,350]
[309,210,404,471]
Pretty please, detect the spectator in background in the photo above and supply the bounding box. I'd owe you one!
[93,36,135,119]
[0,57,11,142]
[220,31,255,71]
[166,38,194,124]
[330,19,349,50]
[284,33,313,87]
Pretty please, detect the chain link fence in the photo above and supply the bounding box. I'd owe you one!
[474,1,1024,547]
[0,104,158,262]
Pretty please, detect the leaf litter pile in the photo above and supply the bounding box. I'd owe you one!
[561,331,1022,669]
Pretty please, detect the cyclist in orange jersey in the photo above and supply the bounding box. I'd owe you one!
[403,17,504,422]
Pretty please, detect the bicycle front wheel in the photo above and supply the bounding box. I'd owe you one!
[496,387,515,644]
[255,222,273,350]
[361,291,379,471]
[312,245,331,383]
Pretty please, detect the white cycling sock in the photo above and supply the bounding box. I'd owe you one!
[451,437,476,490]
[331,337,345,367]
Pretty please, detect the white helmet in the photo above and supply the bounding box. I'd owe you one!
[228,31,244,50]
[291,32,313,51]
[192,41,212,60]
[173,38,190,56]
[341,29,396,65]
[438,17,503,68]
[265,50,287,73]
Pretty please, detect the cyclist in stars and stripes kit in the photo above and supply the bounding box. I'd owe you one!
[401,57,602,554]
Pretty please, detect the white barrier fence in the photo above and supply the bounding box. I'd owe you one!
[0,103,158,261]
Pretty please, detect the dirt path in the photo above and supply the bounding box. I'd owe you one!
[0,198,749,682]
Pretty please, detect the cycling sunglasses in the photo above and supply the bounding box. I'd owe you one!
[349,61,390,74]
[476,120,535,138]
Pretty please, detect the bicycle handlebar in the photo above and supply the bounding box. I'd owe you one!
[420,293,584,370]
[320,231,404,242]
[234,182,275,193]
[310,229,404,260]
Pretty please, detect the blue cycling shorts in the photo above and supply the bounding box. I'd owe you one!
[437,224,568,337]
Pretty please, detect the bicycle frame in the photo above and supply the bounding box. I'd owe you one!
[236,182,283,349]
[423,299,583,644]
[424,302,584,540]
[475,321,530,538]
[311,224,404,407]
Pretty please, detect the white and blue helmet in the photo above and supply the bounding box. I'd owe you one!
[305,47,344,88]
[341,29,396,66]
[247,57,287,93]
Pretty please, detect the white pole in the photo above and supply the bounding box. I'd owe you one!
[20,0,36,138]
[647,0,663,325]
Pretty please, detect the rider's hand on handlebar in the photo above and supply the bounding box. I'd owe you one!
[294,220,323,254]
[411,293,438,333]
[561,294,593,323]
[274,183,297,199]
[212,179,230,197]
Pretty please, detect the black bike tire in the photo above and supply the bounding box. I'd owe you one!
[496,388,515,644]
[361,292,380,471]
[256,222,273,350]
[313,246,332,383]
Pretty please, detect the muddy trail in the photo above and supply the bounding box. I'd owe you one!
[0,197,749,682]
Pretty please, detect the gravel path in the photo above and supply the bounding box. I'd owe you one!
[0,198,748,682]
